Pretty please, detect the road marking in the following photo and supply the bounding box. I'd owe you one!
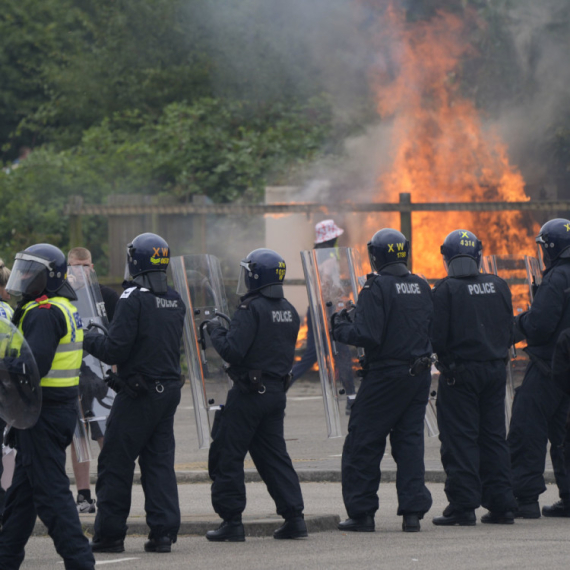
[95,559,141,565]
[330,454,343,457]
[288,396,322,401]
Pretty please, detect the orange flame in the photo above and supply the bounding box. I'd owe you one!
[367,4,538,278]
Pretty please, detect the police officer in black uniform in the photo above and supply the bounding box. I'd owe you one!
[332,229,433,533]
[84,233,186,553]
[0,244,95,570]
[508,218,570,518]
[431,230,517,526]
[205,248,307,542]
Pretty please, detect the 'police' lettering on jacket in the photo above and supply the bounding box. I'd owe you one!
[467,282,496,295]
[395,283,421,295]
[272,310,293,323]
[156,297,179,308]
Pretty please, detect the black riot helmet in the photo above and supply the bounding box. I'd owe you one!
[237,248,286,298]
[6,243,76,300]
[440,229,483,277]
[125,233,170,294]
[367,228,409,272]
[126,233,170,277]
[536,218,570,270]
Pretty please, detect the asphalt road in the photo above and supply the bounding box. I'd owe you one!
[20,482,570,570]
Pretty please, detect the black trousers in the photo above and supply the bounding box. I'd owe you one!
[0,404,95,570]
[208,382,304,520]
[341,368,432,518]
[94,380,181,541]
[508,361,570,502]
[437,361,516,512]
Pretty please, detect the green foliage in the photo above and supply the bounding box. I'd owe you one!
[0,95,337,266]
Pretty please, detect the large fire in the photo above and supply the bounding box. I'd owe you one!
[365,3,539,279]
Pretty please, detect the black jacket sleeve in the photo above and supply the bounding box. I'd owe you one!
[83,291,140,365]
[209,307,257,365]
[333,280,385,351]
[516,269,567,343]
[552,328,570,395]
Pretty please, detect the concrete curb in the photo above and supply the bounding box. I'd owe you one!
[89,468,554,485]
[33,514,341,538]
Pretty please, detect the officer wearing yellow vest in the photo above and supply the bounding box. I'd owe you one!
[0,244,95,570]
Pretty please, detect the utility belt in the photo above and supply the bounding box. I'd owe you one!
[435,357,508,385]
[224,366,292,394]
[361,355,434,378]
[103,371,173,399]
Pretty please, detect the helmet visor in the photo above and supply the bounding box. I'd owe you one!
[236,261,250,296]
[6,255,49,299]
[124,260,132,281]
[536,234,548,271]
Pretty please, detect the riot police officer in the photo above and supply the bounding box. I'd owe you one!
[431,230,517,526]
[0,244,95,570]
[509,218,570,518]
[84,233,185,553]
[332,229,433,533]
[205,248,307,542]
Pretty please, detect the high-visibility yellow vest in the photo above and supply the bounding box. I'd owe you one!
[18,296,83,388]
[0,300,13,320]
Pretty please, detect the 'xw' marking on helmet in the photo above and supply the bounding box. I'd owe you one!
[388,244,394,252]
[565,224,570,232]
[461,231,469,238]
[152,247,169,256]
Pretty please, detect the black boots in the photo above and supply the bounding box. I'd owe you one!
[402,514,421,532]
[480,511,515,524]
[338,515,375,532]
[144,536,173,552]
[205,520,246,542]
[273,516,308,539]
[89,537,125,553]
[432,505,476,526]
[542,500,570,518]
[514,500,541,519]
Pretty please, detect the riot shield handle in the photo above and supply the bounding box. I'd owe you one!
[86,320,109,335]
[214,310,231,324]
[198,321,209,352]
[325,301,339,357]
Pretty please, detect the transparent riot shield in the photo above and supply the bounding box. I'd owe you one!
[482,255,533,430]
[301,247,364,438]
[0,317,41,429]
[524,255,542,303]
[68,265,115,461]
[171,255,232,449]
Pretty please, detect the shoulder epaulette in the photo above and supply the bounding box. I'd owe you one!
[362,273,377,289]
[238,294,261,310]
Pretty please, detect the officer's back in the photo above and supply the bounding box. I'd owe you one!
[432,272,512,362]
[115,283,185,380]
[361,270,433,365]
[221,292,300,377]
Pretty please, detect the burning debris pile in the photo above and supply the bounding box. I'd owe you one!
[362,3,539,278]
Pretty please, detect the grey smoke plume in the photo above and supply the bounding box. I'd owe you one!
[499,0,570,190]
[194,1,569,201]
